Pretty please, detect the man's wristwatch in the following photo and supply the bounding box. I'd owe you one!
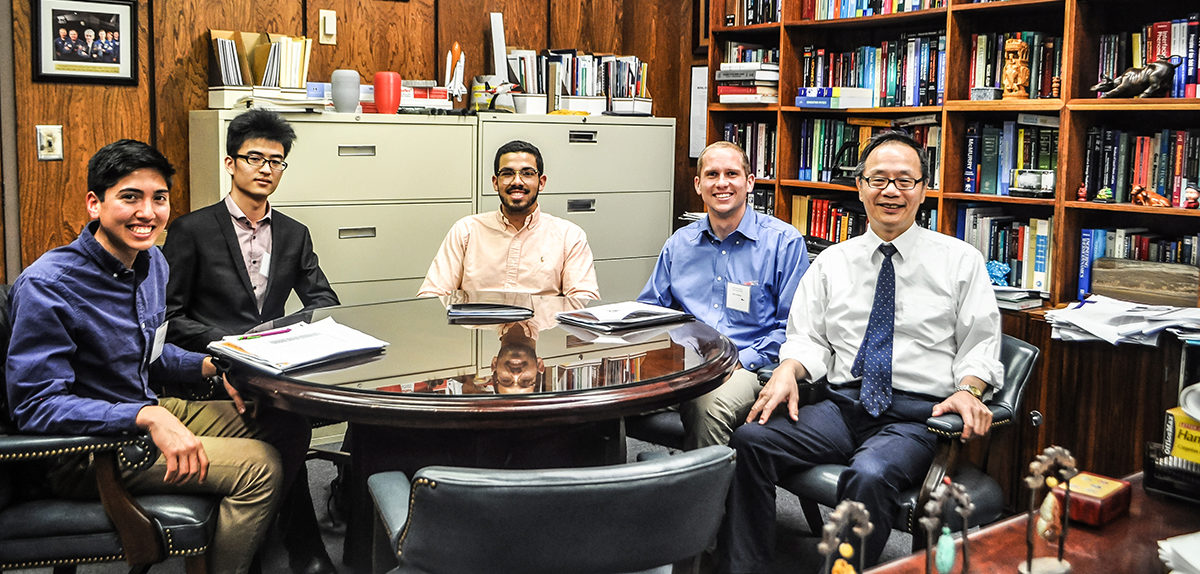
[953,384,985,400]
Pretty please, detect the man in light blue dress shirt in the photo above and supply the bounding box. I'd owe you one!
[638,141,810,449]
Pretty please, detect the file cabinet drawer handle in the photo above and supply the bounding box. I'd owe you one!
[338,227,377,239]
[568,130,598,144]
[338,144,377,156]
[567,199,596,213]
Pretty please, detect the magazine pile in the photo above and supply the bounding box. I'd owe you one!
[208,317,388,374]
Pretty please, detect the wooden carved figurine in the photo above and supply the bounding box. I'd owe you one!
[1076,182,1087,202]
[1002,38,1031,99]
[1131,185,1172,207]
[1090,57,1181,98]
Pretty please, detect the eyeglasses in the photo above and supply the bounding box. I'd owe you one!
[236,154,288,172]
[860,176,924,190]
[496,168,540,182]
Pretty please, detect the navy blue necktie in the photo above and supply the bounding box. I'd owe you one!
[852,243,897,417]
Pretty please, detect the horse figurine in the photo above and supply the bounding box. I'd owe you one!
[1131,185,1172,207]
[1089,57,1181,98]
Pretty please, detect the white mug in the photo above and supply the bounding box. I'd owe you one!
[1181,383,1200,421]
[331,69,361,113]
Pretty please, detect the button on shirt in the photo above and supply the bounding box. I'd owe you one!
[638,209,809,371]
[225,194,272,311]
[418,206,600,299]
[6,221,206,434]
[779,225,1003,397]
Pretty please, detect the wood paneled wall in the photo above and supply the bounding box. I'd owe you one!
[9,0,701,268]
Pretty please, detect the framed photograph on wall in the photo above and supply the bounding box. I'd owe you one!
[693,0,710,56]
[31,0,136,85]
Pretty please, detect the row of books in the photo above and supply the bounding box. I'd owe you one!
[722,41,779,66]
[956,207,1054,293]
[970,32,1062,99]
[1096,14,1200,99]
[963,115,1060,196]
[505,49,648,99]
[716,62,779,104]
[749,187,776,217]
[1080,127,1200,206]
[723,0,780,26]
[793,197,937,245]
[209,30,312,90]
[805,0,943,21]
[797,32,946,108]
[721,121,777,179]
[795,117,941,188]
[1078,228,1200,299]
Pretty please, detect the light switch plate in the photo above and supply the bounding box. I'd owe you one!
[319,10,337,45]
[35,125,63,161]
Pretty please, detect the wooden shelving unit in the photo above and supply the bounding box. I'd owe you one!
[706,0,1200,308]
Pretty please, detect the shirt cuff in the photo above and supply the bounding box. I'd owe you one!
[738,348,767,372]
[112,401,151,433]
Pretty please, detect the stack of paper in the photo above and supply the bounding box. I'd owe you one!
[1159,530,1200,573]
[1045,295,1200,345]
[994,287,1045,311]
[208,317,388,374]
[556,301,690,333]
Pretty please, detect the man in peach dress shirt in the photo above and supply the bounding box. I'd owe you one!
[418,140,600,299]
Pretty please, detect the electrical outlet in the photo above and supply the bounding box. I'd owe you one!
[319,10,337,45]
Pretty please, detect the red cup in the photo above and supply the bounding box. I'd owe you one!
[373,71,402,114]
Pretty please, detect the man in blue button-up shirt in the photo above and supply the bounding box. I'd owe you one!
[5,140,296,574]
[638,141,809,449]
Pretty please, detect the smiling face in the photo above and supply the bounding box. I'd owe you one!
[857,141,926,242]
[68,30,77,41]
[224,137,285,203]
[86,168,170,268]
[695,145,753,226]
[492,151,545,219]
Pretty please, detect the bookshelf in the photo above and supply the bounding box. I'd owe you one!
[707,0,1200,308]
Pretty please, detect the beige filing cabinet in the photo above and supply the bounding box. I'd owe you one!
[189,110,478,307]
[476,113,675,302]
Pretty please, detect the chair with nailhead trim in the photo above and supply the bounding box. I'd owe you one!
[0,284,219,574]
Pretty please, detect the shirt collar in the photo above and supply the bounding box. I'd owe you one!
[864,224,921,260]
[695,209,759,244]
[78,220,149,275]
[493,204,541,231]
[223,193,271,224]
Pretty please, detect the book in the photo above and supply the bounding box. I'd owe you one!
[208,317,389,375]
[997,297,1043,311]
[715,69,780,81]
[719,93,780,104]
[555,301,692,333]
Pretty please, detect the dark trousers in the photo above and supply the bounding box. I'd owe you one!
[719,387,940,574]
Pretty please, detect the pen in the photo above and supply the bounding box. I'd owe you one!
[238,328,291,340]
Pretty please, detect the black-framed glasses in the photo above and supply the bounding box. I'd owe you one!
[860,176,924,190]
[496,168,540,182]
[236,154,288,172]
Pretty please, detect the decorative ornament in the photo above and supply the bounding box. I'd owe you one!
[1002,38,1031,99]
[987,260,1012,286]
[920,477,975,574]
[1089,57,1182,98]
[1035,492,1063,542]
[818,500,873,574]
[1076,182,1087,202]
[1019,445,1077,574]
[935,526,956,574]
[1094,187,1114,203]
[1131,185,1173,207]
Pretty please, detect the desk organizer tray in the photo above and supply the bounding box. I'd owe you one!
[1144,442,1200,505]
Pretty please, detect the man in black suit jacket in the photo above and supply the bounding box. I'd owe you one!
[163,109,339,574]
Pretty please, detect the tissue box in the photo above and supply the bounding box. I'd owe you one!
[1051,471,1131,526]
[1165,406,1200,465]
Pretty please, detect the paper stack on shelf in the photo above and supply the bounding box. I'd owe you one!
[208,317,388,374]
[1045,294,1200,345]
[994,287,1045,311]
[556,301,691,333]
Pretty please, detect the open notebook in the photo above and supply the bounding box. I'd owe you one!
[555,301,691,333]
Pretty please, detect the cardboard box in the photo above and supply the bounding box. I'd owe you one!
[1164,406,1200,465]
[1051,471,1131,526]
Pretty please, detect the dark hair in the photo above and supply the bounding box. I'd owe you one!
[494,140,543,174]
[225,109,297,158]
[696,141,752,177]
[852,131,931,182]
[88,139,175,199]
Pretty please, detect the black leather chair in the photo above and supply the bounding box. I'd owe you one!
[368,445,736,574]
[779,334,1040,550]
[0,284,218,573]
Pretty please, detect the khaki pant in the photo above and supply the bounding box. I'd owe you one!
[52,398,284,574]
[680,368,763,449]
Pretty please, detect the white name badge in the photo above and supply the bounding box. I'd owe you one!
[259,251,271,277]
[151,322,167,363]
[726,282,751,313]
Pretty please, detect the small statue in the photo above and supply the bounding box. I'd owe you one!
[1094,186,1114,203]
[1076,182,1087,202]
[1002,38,1031,99]
[1035,490,1063,542]
[1131,185,1172,207]
[1183,186,1199,209]
[1090,57,1181,98]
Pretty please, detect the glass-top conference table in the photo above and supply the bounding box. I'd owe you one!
[219,293,738,571]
